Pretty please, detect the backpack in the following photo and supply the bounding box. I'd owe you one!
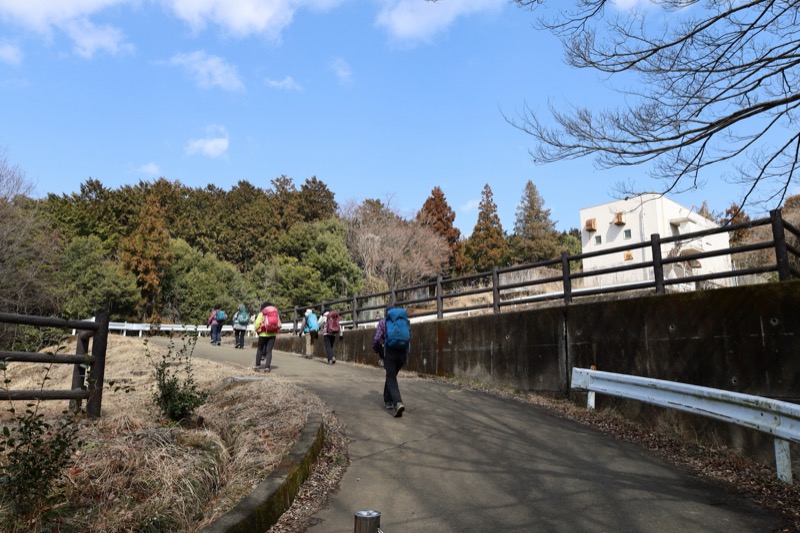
[385,307,410,349]
[306,313,319,331]
[215,309,227,323]
[326,311,341,334]
[257,306,280,334]
[236,309,249,326]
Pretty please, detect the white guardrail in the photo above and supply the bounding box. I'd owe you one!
[99,322,290,337]
[571,368,800,484]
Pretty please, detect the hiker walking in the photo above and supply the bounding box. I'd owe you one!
[301,308,319,357]
[319,309,342,364]
[373,305,411,417]
[253,302,281,372]
[233,303,250,349]
[207,304,226,346]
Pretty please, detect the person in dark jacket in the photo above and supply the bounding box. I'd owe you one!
[373,306,408,418]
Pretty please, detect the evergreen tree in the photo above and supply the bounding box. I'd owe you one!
[57,235,140,320]
[299,176,338,222]
[464,184,508,273]
[417,186,464,274]
[269,175,301,233]
[120,194,173,321]
[510,180,559,263]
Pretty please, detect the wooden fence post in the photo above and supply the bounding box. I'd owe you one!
[85,313,109,419]
[771,209,791,281]
[561,252,572,305]
[492,267,500,314]
[70,331,92,413]
[352,296,358,328]
[436,276,443,320]
[651,233,665,294]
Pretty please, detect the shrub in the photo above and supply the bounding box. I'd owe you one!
[0,360,83,530]
[146,336,208,423]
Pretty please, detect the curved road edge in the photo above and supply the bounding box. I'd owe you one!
[199,410,325,533]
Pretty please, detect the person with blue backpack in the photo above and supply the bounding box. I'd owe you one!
[233,303,250,349]
[373,304,411,418]
[301,308,319,358]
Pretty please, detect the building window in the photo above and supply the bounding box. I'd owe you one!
[624,229,632,239]
[595,235,602,245]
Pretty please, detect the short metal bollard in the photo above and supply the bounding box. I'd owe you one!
[354,509,382,533]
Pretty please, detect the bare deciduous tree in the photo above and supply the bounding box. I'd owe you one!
[508,0,800,209]
[0,150,61,317]
[341,198,449,291]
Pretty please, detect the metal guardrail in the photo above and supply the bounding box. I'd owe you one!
[104,322,289,337]
[570,368,800,484]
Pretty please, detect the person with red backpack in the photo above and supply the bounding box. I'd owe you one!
[253,301,281,372]
[319,309,342,364]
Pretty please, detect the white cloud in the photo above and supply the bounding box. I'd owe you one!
[165,0,344,39]
[0,1,131,57]
[138,162,161,177]
[376,0,504,43]
[185,125,230,158]
[169,50,245,92]
[63,18,133,58]
[330,57,352,84]
[266,75,302,91]
[0,43,22,65]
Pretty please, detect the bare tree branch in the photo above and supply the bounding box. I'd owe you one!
[507,0,800,208]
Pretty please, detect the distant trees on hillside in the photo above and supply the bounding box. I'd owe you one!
[1,147,595,324]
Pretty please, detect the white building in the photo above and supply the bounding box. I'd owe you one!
[579,194,732,290]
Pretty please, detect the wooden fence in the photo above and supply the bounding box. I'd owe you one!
[0,312,109,418]
[283,209,800,333]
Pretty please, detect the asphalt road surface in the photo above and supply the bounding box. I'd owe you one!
[184,337,781,533]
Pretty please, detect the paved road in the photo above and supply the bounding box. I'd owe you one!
[185,338,781,533]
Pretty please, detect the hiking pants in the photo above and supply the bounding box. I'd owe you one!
[323,334,336,362]
[383,345,407,406]
[256,336,276,368]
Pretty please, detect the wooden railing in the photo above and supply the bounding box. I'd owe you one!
[0,313,109,418]
[282,209,800,333]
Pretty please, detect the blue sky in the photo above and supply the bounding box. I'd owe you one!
[0,0,752,235]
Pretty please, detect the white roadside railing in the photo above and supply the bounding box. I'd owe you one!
[100,322,292,337]
[570,368,800,484]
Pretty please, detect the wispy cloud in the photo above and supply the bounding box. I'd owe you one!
[0,1,131,57]
[330,57,352,84]
[266,75,302,91]
[63,18,133,58]
[185,125,230,158]
[138,162,161,177]
[169,50,245,92]
[0,43,22,65]
[165,0,344,40]
[376,0,503,44]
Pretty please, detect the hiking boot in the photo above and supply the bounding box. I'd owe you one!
[393,402,405,418]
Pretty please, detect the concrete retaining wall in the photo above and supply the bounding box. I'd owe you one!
[276,280,800,464]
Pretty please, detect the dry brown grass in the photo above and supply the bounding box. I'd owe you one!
[0,335,346,532]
